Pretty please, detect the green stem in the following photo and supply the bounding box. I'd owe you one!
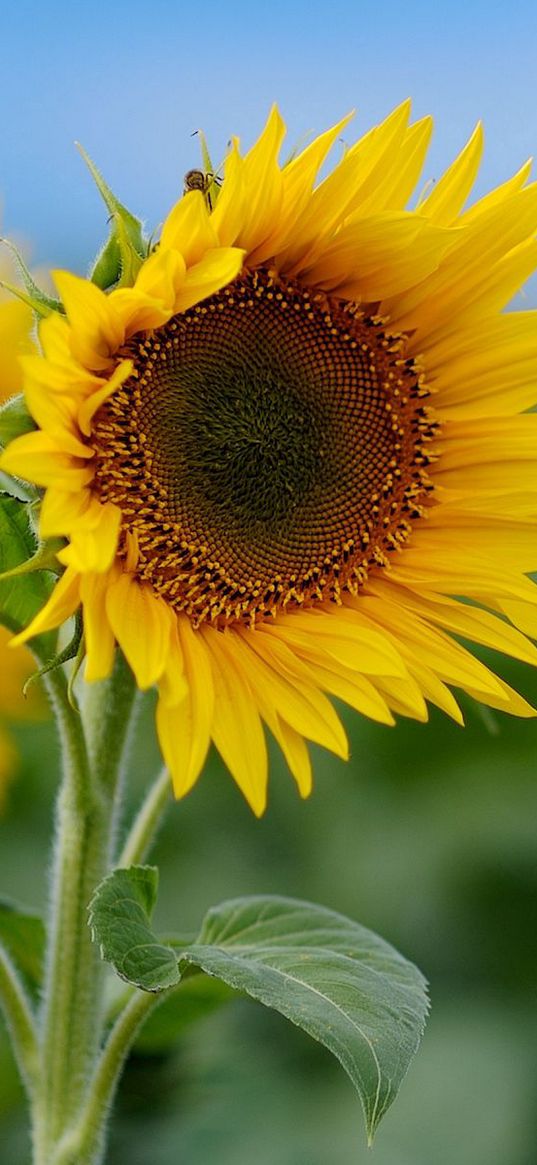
[118,766,171,867]
[32,653,138,1164]
[33,669,105,1162]
[52,990,163,1165]
[82,650,137,794]
[0,947,39,1093]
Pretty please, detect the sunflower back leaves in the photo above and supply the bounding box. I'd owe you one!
[0,395,36,447]
[0,238,62,318]
[0,494,55,652]
[89,866,429,1143]
[77,145,149,290]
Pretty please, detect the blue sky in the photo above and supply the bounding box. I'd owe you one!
[1,0,536,294]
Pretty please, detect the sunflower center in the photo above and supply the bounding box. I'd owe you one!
[155,342,324,531]
[92,269,436,626]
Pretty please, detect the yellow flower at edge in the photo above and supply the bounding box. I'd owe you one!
[0,626,46,810]
[0,250,34,403]
[2,100,537,815]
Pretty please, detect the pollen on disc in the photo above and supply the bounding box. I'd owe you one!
[92,268,436,626]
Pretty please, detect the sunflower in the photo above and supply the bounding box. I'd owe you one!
[2,100,537,814]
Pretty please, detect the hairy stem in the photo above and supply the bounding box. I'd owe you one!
[0,947,39,1094]
[32,654,137,1164]
[52,990,163,1165]
[32,667,104,1162]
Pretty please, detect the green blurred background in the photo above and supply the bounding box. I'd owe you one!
[1,648,537,1164]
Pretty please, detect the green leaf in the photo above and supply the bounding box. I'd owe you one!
[182,896,429,1143]
[77,144,148,289]
[0,494,54,653]
[88,866,181,992]
[0,396,36,445]
[90,869,428,1141]
[0,898,45,1001]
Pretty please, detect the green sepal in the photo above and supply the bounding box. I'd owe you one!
[77,144,149,290]
[0,898,46,1002]
[0,395,36,446]
[23,609,83,698]
[0,536,62,584]
[186,130,223,208]
[0,238,63,317]
[195,128,215,178]
[194,128,222,206]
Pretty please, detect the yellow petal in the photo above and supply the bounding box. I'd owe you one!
[389,554,537,604]
[387,183,537,335]
[498,599,537,639]
[156,617,214,800]
[452,236,537,323]
[160,190,218,263]
[107,251,187,337]
[53,271,125,371]
[38,310,72,361]
[273,715,313,798]
[411,516,537,573]
[172,247,245,314]
[374,672,429,721]
[463,677,535,718]
[280,99,412,273]
[404,657,464,724]
[244,628,349,758]
[201,626,268,816]
[40,486,94,538]
[156,696,194,799]
[460,158,533,224]
[23,374,89,458]
[425,310,537,418]
[250,111,354,263]
[232,627,349,754]
[78,359,133,436]
[305,212,450,301]
[378,582,537,666]
[106,573,173,689]
[57,502,122,573]
[234,106,286,254]
[134,247,186,303]
[432,416,537,492]
[418,123,483,225]
[296,655,395,726]
[0,431,94,490]
[210,140,246,247]
[267,608,407,677]
[11,566,81,646]
[20,347,101,400]
[80,571,116,681]
[352,592,508,697]
[158,619,187,708]
[358,115,433,214]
